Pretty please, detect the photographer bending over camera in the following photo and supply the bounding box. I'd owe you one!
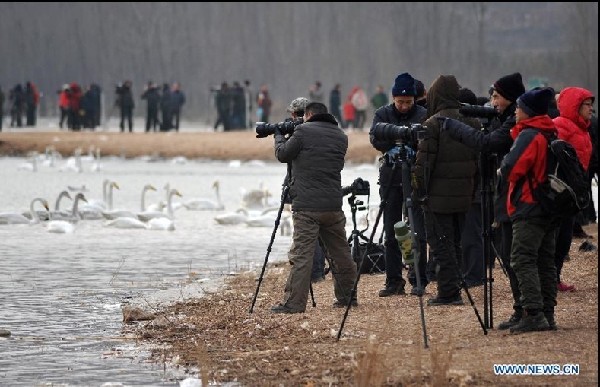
[271,102,357,314]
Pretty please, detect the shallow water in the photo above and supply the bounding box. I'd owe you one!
[0,154,379,386]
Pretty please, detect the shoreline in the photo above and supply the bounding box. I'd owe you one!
[0,130,380,163]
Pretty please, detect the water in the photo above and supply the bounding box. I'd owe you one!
[0,154,379,386]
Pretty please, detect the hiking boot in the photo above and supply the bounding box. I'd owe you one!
[311,275,326,283]
[544,312,558,331]
[333,299,358,308]
[557,282,576,292]
[427,294,464,306]
[410,286,425,296]
[378,283,406,297]
[498,311,523,330]
[270,304,304,314]
[510,311,549,334]
[579,240,597,252]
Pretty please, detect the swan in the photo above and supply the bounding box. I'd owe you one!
[59,148,83,173]
[245,206,289,227]
[103,217,147,229]
[240,181,269,209]
[214,208,249,225]
[90,148,103,172]
[47,220,75,233]
[0,198,49,225]
[49,192,88,223]
[47,193,88,232]
[17,153,38,172]
[146,191,182,230]
[41,146,58,167]
[183,180,224,211]
[80,180,118,220]
[103,183,156,220]
[138,188,181,222]
[21,190,71,221]
[67,185,89,192]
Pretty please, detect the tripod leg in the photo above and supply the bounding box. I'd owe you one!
[249,185,289,314]
[460,278,488,335]
[309,283,316,307]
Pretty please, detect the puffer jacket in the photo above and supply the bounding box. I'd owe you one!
[554,87,594,171]
[274,113,347,211]
[369,102,427,186]
[413,75,479,213]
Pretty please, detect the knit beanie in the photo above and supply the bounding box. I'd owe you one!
[458,87,478,105]
[392,73,416,97]
[517,87,554,117]
[493,72,525,102]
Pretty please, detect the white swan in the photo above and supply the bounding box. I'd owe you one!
[103,183,156,220]
[214,208,249,225]
[103,217,148,229]
[80,180,117,220]
[245,206,289,227]
[90,148,103,172]
[0,198,49,225]
[17,153,38,172]
[41,146,58,168]
[59,148,83,173]
[138,188,181,222]
[183,180,224,211]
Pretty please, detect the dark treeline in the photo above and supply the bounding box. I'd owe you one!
[0,2,597,124]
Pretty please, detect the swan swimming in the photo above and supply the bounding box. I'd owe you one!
[0,198,49,225]
[103,183,156,220]
[183,180,224,211]
[214,208,249,225]
[138,188,181,222]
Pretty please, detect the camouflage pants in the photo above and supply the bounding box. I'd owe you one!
[282,211,357,311]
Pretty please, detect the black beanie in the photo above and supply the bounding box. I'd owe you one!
[517,87,554,117]
[493,72,525,102]
[458,87,478,105]
[392,73,416,97]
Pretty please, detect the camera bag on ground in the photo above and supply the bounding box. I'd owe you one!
[528,131,590,219]
[353,242,385,274]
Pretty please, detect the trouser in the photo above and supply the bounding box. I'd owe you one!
[425,211,465,298]
[120,108,133,132]
[172,110,181,131]
[511,217,558,312]
[461,202,485,286]
[554,215,574,282]
[380,184,405,287]
[499,221,522,312]
[146,108,160,132]
[282,211,357,311]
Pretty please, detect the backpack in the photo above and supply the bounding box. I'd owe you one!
[529,131,590,219]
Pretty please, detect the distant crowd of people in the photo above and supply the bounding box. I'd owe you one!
[0,81,41,131]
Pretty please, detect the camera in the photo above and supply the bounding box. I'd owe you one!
[255,118,304,138]
[372,122,426,144]
[459,104,499,128]
[342,177,370,196]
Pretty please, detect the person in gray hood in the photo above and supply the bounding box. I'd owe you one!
[271,102,357,313]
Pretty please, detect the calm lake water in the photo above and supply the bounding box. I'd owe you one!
[0,153,379,386]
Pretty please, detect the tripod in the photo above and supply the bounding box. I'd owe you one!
[249,165,316,314]
[337,144,429,348]
[480,148,496,329]
[347,193,383,273]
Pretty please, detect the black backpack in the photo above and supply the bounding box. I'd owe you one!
[529,131,590,219]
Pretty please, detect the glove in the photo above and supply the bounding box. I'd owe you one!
[273,127,283,137]
[385,146,400,158]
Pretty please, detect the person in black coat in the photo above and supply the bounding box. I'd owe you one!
[171,82,186,132]
[116,80,134,132]
[141,82,161,132]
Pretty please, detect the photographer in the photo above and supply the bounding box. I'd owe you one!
[141,82,161,132]
[412,75,479,306]
[440,73,526,326]
[284,97,329,283]
[270,102,357,314]
[116,80,134,132]
[369,72,428,297]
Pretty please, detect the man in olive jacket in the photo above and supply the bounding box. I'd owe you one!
[271,102,357,313]
[413,75,479,306]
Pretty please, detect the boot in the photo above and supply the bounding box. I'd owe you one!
[510,310,549,334]
[544,310,558,331]
[378,280,406,297]
[498,309,523,330]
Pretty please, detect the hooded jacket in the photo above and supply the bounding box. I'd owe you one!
[274,113,346,212]
[413,75,479,213]
[553,87,594,171]
[499,115,558,220]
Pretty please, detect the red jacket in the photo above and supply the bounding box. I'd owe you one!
[553,87,594,171]
[499,115,557,219]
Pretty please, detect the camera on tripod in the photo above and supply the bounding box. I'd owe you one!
[255,118,304,138]
[342,177,370,196]
[372,122,426,143]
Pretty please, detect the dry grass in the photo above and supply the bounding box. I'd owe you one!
[122,224,598,386]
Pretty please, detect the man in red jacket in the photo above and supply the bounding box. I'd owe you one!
[499,87,559,333]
